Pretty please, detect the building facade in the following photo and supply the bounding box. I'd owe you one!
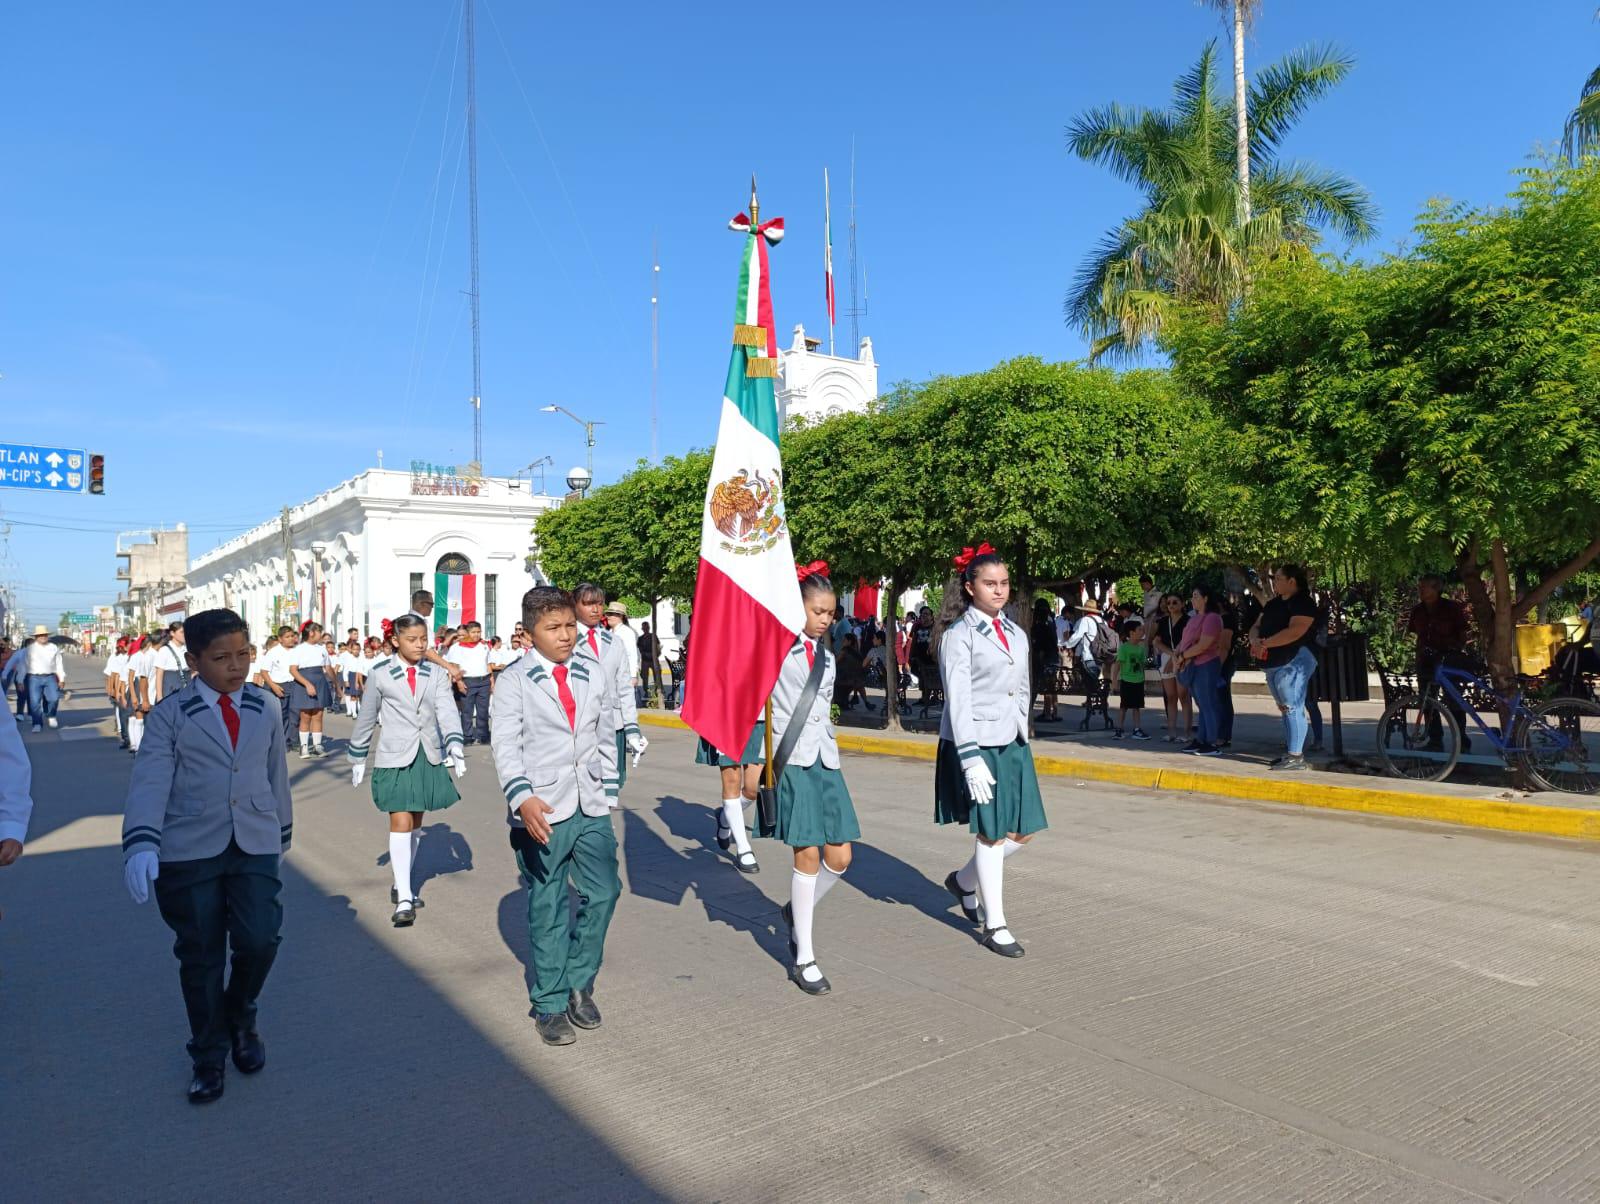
[187,467,563,642]
[116,526,189,630]
[777,323,878,426]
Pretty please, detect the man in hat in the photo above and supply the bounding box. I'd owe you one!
[601,602,641,705]
[22,626,66,733]
[1063,600,1109,681]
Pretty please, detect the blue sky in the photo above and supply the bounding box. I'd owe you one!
[3,1,1596,621]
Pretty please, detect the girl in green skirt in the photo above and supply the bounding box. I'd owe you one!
[759,563,860,995]
[347,615,467,926]
[694,708,766,874]
[933,544,1046,958]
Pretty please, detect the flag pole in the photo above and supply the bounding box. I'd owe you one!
[753,172,777,789]
[824,167,835,357]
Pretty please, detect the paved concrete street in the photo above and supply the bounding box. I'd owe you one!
[6,659,1600,1202]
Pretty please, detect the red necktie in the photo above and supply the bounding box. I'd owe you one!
[586,628,599,656]
[217,694,240,748]
[993,617,1010,652]
[803,640,815,668]
[407,666,417,694]
[553,665,577,729]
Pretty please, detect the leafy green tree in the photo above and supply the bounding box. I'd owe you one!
[1169,161,1600,688]
[1067,40,1375,359]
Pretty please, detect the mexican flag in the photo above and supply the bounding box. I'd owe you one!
[433,572,478,629]
[681,203,805,759]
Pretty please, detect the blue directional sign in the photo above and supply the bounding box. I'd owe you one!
[0,442,89,492]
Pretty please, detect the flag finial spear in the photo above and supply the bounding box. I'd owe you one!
[749,174,759,228]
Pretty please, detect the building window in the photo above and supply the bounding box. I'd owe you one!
[409,572,424,606]
[485,574,498,639]
[436,552,472,575]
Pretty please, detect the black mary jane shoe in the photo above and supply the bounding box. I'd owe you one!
[392,900,416,927]
[733,850,760,875]
[188,1065,225,1104]
[789,962,831,996]
[781,902,798,957]
[981,926,1026,958]
[715,812,733,852]
[567,989,603,1030]
[943,872,982,924]
[391,887,425,908]
[536,1012,577,1046]
[230,1029,266,1075]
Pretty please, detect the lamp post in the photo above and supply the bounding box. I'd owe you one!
[539,405,604,477]
[310,544,326,627]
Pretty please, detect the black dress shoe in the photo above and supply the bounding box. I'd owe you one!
[535,1012,577,1046]
[566,989,602,1030]
[788,962,831,995]
[781,902,798,957]
[390,887,425,908]
[944,871,981,924]
[188,1065,225,1104]
[733,850,760,874]
[392,901,416,927]
[715,812,733,851]
[981,926,1026,958]
[230,1029,266,1074]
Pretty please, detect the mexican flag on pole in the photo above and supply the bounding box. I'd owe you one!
[680,194,805,759]
[433,572,478,629]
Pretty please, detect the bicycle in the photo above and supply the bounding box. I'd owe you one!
[1375,657,1600,793]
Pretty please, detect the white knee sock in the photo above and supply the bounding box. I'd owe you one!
[129,716,143,750]
[299,731,310,751]
[389,832,413,903]
[1002,837,1025,859]
[411,828,422,860]
[954,851,978,895]
[815,860,847,905]
[722,797,752,856]
[790,869,822,980]
[974,840,1012,940]
[312,731,324,748]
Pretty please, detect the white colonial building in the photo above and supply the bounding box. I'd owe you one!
[187,467,563,642]
[777,323,877,426]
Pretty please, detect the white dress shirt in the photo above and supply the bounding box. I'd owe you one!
[192,678,246,748]
[24,640,65,679]
[261,645,295,684]
[447,640,491,677]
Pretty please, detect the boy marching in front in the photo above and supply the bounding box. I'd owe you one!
[121,609,292,1104]
[491,587,621,1047]
[573,584,648,789]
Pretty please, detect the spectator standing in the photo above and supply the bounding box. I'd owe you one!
[1174,585,1225,756]
[603,603,641,703]
[636,622,664,706]
[1249,565,1319,772]
[1062,601,1106,679]
[1114,618,1150,739]
[1030,599,1061,723]
[1151,595,1192,743]
[1140,575,1162,631]
[1406,574,1470,748]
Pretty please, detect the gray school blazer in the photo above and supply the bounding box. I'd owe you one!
[346,657,465,769]
[938,609,1031,762]
[122,680,293,862]
[768,637,840,770]
[490,654,618,825]
[575,624,640,743]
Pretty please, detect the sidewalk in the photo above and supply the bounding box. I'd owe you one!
[639,687,1600,841]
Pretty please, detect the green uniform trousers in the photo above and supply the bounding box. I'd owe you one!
[510,811,620,1017]
[153,838,283,1069]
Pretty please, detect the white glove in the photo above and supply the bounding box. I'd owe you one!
[626,733,649,767]
[351,763,366,789]
[963,759,996,806]
[125,851,160,904]
[451,753,467,778]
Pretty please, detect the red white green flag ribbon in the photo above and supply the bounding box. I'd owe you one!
[433,572,477,629]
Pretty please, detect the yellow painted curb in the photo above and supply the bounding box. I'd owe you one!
[637,711,1600,840]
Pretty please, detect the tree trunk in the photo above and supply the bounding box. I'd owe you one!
[1487,539,1518,693]
[1232,1,1251,223]
[882,570,909,732]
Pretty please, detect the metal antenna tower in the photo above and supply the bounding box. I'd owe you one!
[651,236,660,463]
[464,0,483,467]
[845,137,868,353]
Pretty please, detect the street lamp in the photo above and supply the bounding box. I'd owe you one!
[539,405,604,477]
[310,544,326,627]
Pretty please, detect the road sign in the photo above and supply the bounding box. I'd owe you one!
[65,611,93,626]
[0,442,88,493]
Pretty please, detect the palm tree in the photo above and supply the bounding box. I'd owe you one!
[1066,42,1376,361]
[1200,0,1261,222]
[1564,9,1600,162]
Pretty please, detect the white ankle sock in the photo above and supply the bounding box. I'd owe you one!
[790,869,818,965]
[974,840,1011,937]
[722,798,752,856]
[1002,837,1025,859]
[389,832,413,903]
[299,731,310,750]
[815,860,847,905]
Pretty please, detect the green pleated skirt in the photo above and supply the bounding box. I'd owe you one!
[694,720,767,767]
[371,748,460,813]
[756,761,861,848]
[934,737,1048,840]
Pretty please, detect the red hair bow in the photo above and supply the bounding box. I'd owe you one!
[380,618,395,639]
[796,560,830,582]
[952,542,996,572]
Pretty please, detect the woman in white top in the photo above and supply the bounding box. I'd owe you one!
[288,620,336,759]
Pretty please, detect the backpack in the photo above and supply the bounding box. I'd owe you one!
[1089,617,1119,664]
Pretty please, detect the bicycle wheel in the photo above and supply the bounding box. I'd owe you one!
[1376,696,1460,782]
[1520,696,1600,794]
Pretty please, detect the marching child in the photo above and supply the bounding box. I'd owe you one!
[106,637,130,748]
[347,615,466,925]
[287,621,334,759]
[763,563,860,995]
[1115,618,1151,740]
[445,620,492,744]
[126,634,155,753]
[260,626,299,749]
[934,543,1047,958]
[121,609,292,1104]
[573,584,648,788]
[490,586,621,1047]
[694,705,765,874]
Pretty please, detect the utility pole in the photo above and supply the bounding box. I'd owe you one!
[280,506,296,625]
[464,0,484,468]
[845,137,868,353]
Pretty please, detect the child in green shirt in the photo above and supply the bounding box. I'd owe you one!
[1115,619,1150,740]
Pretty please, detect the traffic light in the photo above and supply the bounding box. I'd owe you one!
[88,453,105,495]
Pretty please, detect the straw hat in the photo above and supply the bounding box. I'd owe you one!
[603,602,630,619]
[32,625,49,636]
[1074,600,1102,616]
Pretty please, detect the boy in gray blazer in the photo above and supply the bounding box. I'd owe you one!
[122,609,293,1104]
[491,587,620,1047]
